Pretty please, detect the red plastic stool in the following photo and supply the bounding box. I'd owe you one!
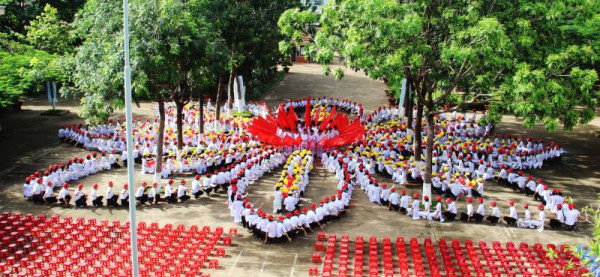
[222,236,232,246]
[228,228,237,236]
[309,266,319,276]
[312,253,322,263]
[216,248,225,257]
[315,242,324,251]
[208,259,219,269]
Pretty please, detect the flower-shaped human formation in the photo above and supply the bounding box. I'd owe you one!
[21,97,579,243]
[247,97,365,149]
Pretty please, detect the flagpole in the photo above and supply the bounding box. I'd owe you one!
[122,0,140,276]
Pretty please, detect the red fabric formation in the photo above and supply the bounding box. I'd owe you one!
[247,99,365,148]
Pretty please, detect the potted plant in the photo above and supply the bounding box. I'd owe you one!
[282,59,292,73]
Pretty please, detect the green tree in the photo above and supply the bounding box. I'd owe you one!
[0,0,85,34]
[279,0,600,201]
[0,33,58,107]
[25,4,73,55]
[198,0,299,116]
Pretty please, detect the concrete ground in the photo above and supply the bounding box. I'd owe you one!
[0,62,597,276]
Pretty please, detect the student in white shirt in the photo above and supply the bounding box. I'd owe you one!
[460,197,474,222]
[58,183,71,206]
[90,184,103,207]
[442,198,457,221]
[564,204,580,231]
[503,200,518,226]
[120,184,129,207]
[105,181,118,207]
[146,182,158,204]
[177,180,190,202]
[529,204,546,232]
[191,175,203,199]
[73,184,87,207]
[43,182,58,204]
[135,182,149,205]
[164,180,175,204]
[486,201,501,224]
[549,203,564,229]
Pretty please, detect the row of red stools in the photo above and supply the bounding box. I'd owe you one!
[0,212,236,277]
[311,233,591,277]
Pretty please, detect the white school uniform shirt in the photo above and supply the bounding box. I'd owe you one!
[43,186,53,198]
[466,203,473,216]
[164,185,173,197]
[191,180,201,193]
[73,189,84,201]
[284,196,296,212]
[555,210,564,223]
[491,207,501,217]
[448,202,457,214]
[119,189,128,199]
[177,185,187,197]
[509,206,518,219]
[389,193,400,205]
[135,187,145,197]
[106,187,114,198]
[476,204,485,216]
[148,187,157,198]
[400,195,410,209]
[90,188,98,200]
[58,188,69,199]
[564,209,579,225]
[23,183,32,197]
[411,200,421,219]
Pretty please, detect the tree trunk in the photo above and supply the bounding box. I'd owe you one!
[199,93,204,134]
[215,73,224,129]
[405,82,413,122]
[176,100,184,152]
[227,69,235,117]
[423,111,435,204]
[154,96,165,184]
[235,74,243,112]
[414,99,424,161]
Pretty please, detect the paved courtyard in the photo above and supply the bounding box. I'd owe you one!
[0,62,597,276]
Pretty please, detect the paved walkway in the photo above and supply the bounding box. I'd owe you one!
[0,63,597,276]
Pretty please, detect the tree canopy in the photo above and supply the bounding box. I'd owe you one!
[279,0,600,199]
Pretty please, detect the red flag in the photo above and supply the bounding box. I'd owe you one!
[287,107,298,132]
[313,108,320,123]
[277,105,288,129]
[305,97,311,130]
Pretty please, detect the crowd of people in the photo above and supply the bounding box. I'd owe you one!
[22,98,584,244]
